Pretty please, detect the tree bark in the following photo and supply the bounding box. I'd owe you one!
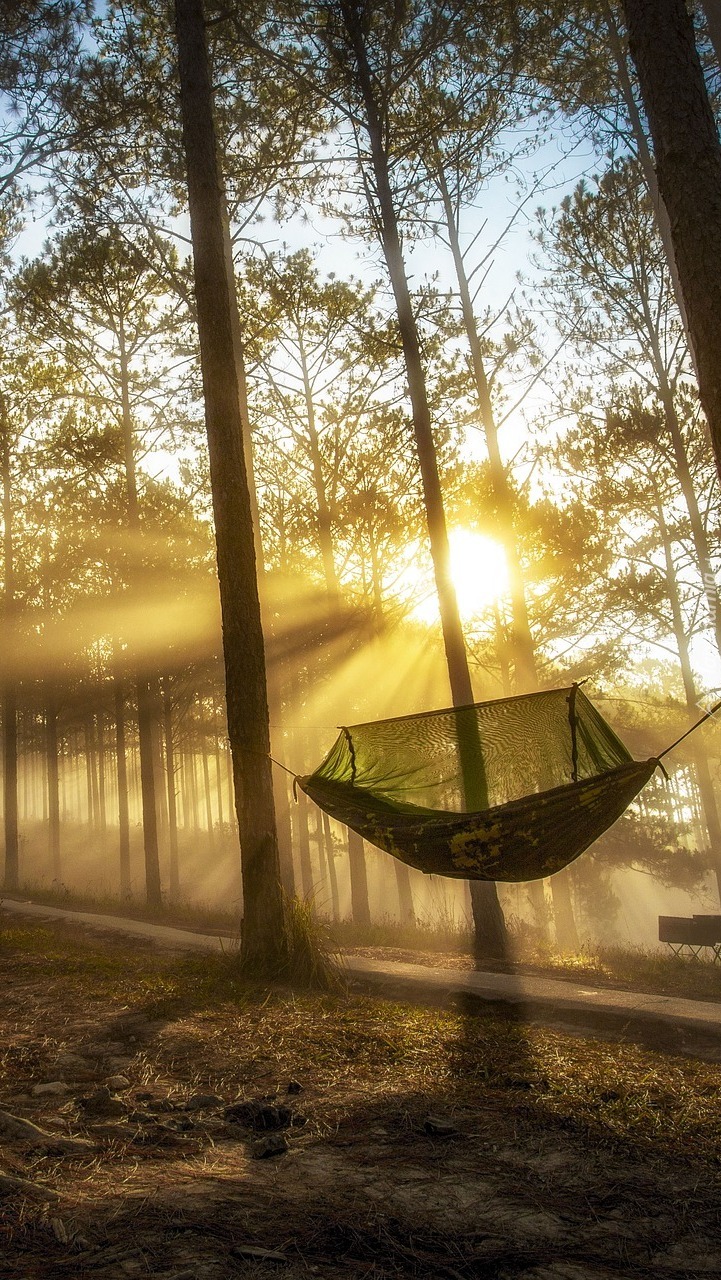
[339,1,507,961]
[321,810,340,921]
[201,730,215,852]
[0,398,18,892]
[296,785,313,897]
[622,0,721,480]
[45,691,61,881]
[436,165,537,694]
[602,1,696,359]
[298,336,340,601]
[175,0,285,967]
[347,826,371,925]
[118,320,162,907]
[135,676,162,906]
[113,665,131,898]
[550,870,580,952]
[162,674,180,900]
[84,714,99,834]
[96,711,107,841]
[394,860,415,925]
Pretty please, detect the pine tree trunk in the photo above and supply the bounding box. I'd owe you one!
[96,711,107,841]
[394,860,415,925]
[187,746,200,832]
[113,666,131,897]
[436,166,537,694]
[602,1,696,358]
[73,729,82,821]
[201,733,215,852]
[214,736,224,826]
[298,338,340,601]
[0,403,18,892]
[2,680,18,891]
[622,0,721,478]
[340,3,507,962]
[116,310,162,907]
[347,826,371,925]
[46,691,61,881]
[550,870,580,952]
[136,676,162,906]
[162,674,180,900]
[152,682,169,847]
[174,0,285,967]
[296,787,313,897]
[85,714,100,834]
[527,879,546,925]
[321,810,340,921]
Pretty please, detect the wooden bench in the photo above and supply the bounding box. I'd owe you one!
[658,915,721,961]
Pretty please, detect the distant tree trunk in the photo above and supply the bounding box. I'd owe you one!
[175,0,286,967]
[394,860,415,925]
[180,744,190,831]
[96,711,107,840]
[224,742,236,833]
[214,736,224,826]
[347,826,371,926]
[550,870,580,952]
[436,165,537,694]
[45,690,61,881]
[340,3,506,962]
[20,713,28,822]
[73,728,82,820]
[162,675,180,900]
[298,337,341,602]
[85,714,100,834]
[321,810,340,921]
[0,399,18,892]
[187,745,200,832]
[117,319,162,908]
[623,0,721,479]
[201,732,215,852]
[296,787,313,897]
[113,666,131,898]
[135,676,162,906]
[152,682,169,847]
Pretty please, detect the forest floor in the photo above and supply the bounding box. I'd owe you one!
[1,916,721,1280]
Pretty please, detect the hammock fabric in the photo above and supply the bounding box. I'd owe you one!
[296,686,660,882]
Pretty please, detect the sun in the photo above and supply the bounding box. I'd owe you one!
[407,529,509,624]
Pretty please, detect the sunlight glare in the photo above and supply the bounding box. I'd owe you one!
[409,529,509,625]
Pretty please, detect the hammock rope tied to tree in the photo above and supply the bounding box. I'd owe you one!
[295,685,684,883]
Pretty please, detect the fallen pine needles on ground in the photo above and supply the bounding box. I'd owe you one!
[1,914,720,1279]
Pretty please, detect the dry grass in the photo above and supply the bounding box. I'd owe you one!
[1,914,721,1277]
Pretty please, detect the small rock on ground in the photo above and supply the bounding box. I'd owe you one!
[252,1133,289,1159]
[183,1093,224,1111]
[106,1075,131,1091]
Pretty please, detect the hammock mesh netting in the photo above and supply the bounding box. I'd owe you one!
[297,687,658,882]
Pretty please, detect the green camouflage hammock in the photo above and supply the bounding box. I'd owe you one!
[296,686,662,882]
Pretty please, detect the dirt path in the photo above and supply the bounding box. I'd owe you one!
[4,896,721,1061]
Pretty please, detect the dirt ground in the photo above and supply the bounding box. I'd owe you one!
[1,914,721,1279]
